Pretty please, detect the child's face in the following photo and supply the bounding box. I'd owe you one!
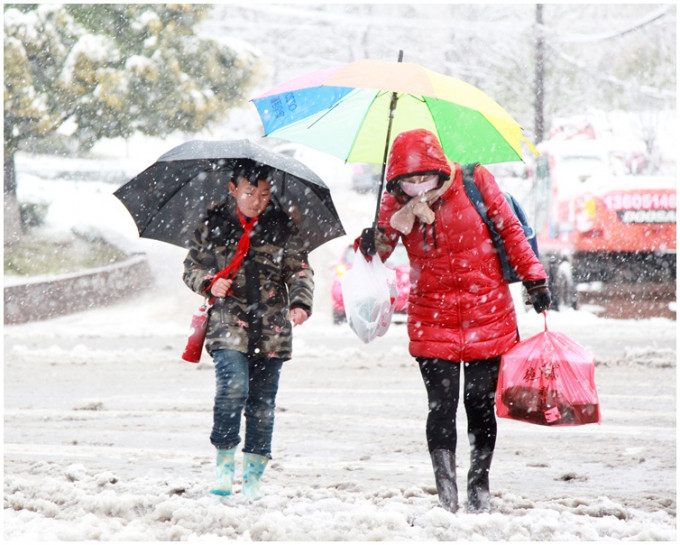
[228,177,272,218]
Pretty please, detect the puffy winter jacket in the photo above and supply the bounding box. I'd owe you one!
[377,131,546,362]
[183,199,314,360]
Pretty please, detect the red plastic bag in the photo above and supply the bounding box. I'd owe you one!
[181,304,210,363]
[496,314,601,426]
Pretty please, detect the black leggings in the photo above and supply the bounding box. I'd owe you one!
[417,357,501,454]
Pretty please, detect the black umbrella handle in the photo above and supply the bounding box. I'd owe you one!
[373,50,404,229]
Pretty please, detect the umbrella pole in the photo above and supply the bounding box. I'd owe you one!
[372,50,404,228]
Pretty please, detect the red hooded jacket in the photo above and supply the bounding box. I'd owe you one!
[377,129,547,362]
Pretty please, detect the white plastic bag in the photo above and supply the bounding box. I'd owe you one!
[341,250,398,343]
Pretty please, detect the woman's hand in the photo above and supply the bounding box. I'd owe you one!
[210,278,233,298]
[289,308,309,327]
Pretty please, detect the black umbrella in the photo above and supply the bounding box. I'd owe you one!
[114,139,346,251]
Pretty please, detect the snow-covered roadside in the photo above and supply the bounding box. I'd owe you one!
[4,141,677,541]
[3,289,677,541]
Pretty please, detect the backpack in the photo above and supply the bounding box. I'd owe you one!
[461,163,539,284]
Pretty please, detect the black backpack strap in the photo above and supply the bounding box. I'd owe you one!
[461,163,487,219]
[505,192,539,257]
[461,163,515,282]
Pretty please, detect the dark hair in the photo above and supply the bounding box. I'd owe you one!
[232,160,274,186]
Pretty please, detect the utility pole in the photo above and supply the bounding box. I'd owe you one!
[534,4,545,144]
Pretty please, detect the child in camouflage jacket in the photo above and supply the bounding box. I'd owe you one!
[183,162,314,498]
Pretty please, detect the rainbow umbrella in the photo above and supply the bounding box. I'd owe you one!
[252,55,536,169]
[252,54,536,224]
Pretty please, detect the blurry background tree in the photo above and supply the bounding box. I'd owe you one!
[4,3,262,243]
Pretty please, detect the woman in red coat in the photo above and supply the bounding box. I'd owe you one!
[357,129,550,513]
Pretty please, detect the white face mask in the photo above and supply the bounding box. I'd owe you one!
[399,175,440,197]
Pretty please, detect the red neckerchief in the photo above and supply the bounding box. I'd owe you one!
[204,209,258,304]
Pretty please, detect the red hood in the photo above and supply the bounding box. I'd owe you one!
[386,129,451,183]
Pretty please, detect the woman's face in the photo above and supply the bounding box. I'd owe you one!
[399,174,440,197]
[228,177,272,218]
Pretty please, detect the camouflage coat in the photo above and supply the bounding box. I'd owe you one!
[183,198,314,361]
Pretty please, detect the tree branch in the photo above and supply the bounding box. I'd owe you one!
[554,5,674,43]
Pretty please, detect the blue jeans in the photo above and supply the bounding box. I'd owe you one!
[210,350,283,458]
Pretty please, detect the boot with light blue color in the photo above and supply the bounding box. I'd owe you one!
[210,447,237,496]
[242,452,268,499]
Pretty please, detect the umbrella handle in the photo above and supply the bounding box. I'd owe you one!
[373,50,404,228]
[372,91,399,227]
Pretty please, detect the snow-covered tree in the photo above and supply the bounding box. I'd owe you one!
[4,4,262,242]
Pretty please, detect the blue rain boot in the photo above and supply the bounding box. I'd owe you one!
[242,452,268,500]
[210,447,237,496]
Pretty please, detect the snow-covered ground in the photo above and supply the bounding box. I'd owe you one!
[4,135,677,540]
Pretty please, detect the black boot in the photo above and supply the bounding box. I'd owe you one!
[430,449,458,512]
[467,448,493,512]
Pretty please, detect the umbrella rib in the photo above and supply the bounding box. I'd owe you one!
[305,87,356,129]
[345,90,398,160]
[346,91,427,161]
[137,162,207,235]
[303,87,425,131]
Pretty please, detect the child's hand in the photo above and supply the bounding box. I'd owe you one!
[289,308,309,327]
[210,278,233,298]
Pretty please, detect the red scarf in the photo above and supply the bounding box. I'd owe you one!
[204,209,258,304]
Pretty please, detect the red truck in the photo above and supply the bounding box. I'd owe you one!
[530,138,676,310]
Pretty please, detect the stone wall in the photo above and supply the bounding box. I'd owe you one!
[4,254,153,325]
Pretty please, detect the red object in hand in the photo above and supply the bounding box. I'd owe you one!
[495,314,601,426]
[182,305,210,363]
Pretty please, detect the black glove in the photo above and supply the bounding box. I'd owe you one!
[358,226,386,257]
[523,280,551,313]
